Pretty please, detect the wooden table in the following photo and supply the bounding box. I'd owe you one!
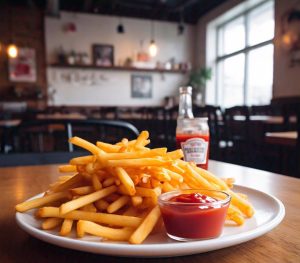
[36,113,87,120]
[1,160,299,262]
[265,131,298,147]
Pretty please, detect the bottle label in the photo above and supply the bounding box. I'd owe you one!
[181,138,208,164]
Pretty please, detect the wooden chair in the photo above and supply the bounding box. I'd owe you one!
[223,106,250,165]
[11,119,139,153]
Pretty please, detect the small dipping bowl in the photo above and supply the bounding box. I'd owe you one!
[158,189,231,241]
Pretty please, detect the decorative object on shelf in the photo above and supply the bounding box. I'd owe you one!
[63,22,77,33]
[281,6,300,67]
[149,21,158,57]
[131,75,152,98]
[92,44,114,66]
[8,47,37,82]
[188,67,212,106]
[137,40,150,62]
[67,50,76,65]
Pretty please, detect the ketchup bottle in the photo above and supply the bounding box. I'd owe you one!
[176,86,210,170]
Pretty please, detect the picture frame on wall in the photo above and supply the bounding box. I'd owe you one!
[131,75,152,99]
[92,44,114,67]
[8,47,37,82]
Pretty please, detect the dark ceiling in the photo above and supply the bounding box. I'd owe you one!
[4,0,227,24]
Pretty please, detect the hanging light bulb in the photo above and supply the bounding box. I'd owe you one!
[117,17,125,33]
[149,40,158,57]
[149,21,158,57]
[7,44,18,58]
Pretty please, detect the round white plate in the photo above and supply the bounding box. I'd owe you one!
[16,185,285,257]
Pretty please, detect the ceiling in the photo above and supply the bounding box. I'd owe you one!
[5,0,227,24]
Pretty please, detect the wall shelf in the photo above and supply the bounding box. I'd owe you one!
[48,63,188,74]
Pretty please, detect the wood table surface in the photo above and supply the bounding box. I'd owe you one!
[1,160,299,262]
[265,131,298,146]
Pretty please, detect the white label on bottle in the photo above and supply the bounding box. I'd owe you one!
[181,138,208,164]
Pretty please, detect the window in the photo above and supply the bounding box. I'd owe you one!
[215,0,274,107]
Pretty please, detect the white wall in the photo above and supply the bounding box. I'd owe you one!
[45,12,195,106]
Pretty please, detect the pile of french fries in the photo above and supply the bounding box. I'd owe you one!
[16,131,254,244]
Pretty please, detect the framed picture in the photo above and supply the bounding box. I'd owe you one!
[92,44,114,67]
[9,47,37,82]
[131,75,152,98]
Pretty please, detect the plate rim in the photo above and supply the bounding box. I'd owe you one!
[15,185,285,257]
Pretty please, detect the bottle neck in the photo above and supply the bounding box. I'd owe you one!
[178,88,194,119]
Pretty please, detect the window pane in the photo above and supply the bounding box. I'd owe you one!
[218,16,245,56]
[248,1,274,46]
[217,54,245,107]
[247,45,273,105]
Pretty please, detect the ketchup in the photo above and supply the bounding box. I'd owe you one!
[160,193,229,240]
[176,133,210,170]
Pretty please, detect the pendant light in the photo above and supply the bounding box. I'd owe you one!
[117,17,125,34]
[178,10,185,35]
[7,7,18,58]
[149,20,158,57]
[7,44,18,58]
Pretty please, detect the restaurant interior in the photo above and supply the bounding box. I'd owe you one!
[1,0,300,262]
[1,0,299,177]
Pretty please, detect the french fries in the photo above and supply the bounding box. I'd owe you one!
[16,131,255,244]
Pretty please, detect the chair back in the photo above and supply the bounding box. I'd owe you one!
[11,119,139,153]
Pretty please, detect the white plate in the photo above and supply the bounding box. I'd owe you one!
[16,185,285,257]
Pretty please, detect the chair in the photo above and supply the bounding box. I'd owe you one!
[193,105,225,160]
[11,119,139,153]
[165,105,178,150]
[0,151,87,167]
[223,106,250,165]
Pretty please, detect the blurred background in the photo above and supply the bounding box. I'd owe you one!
[0,0,299,177]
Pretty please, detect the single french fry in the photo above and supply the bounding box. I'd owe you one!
[102,177,116,187]
[101,148,167,160]
[60,219,73,236]
[135,187,161,198]
[38,207,142,228]
[96,141,121,153]
[129,205,161,244]
[94,199,109,211]
[59,165,77,173]
[16,191,70,212]
[80,203,97,213]
[115,167,136,196]
[107,158,171,168]
[162,182,176,193]
[163,168,184,183]
[70,186,94,196]
[50,173,83,193]
[107,196,130,213]
[77,220,134,241]
[131,196,143,207]
[42,218,63,230]
[92,174,102,190]
[70,156,95,165]
[166,149,184,160]
[186,164,215,190]
[69,136,104,156]
[134,131,149,149]
[60,185,117,214]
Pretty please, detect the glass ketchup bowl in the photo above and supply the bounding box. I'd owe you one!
[158,189,231,241]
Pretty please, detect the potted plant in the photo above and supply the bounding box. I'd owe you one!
[187,67,212,106]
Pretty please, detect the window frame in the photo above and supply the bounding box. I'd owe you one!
[215,0,274,106]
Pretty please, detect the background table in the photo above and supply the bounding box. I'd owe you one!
[265,131,298,146]
[1,161,299,262]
